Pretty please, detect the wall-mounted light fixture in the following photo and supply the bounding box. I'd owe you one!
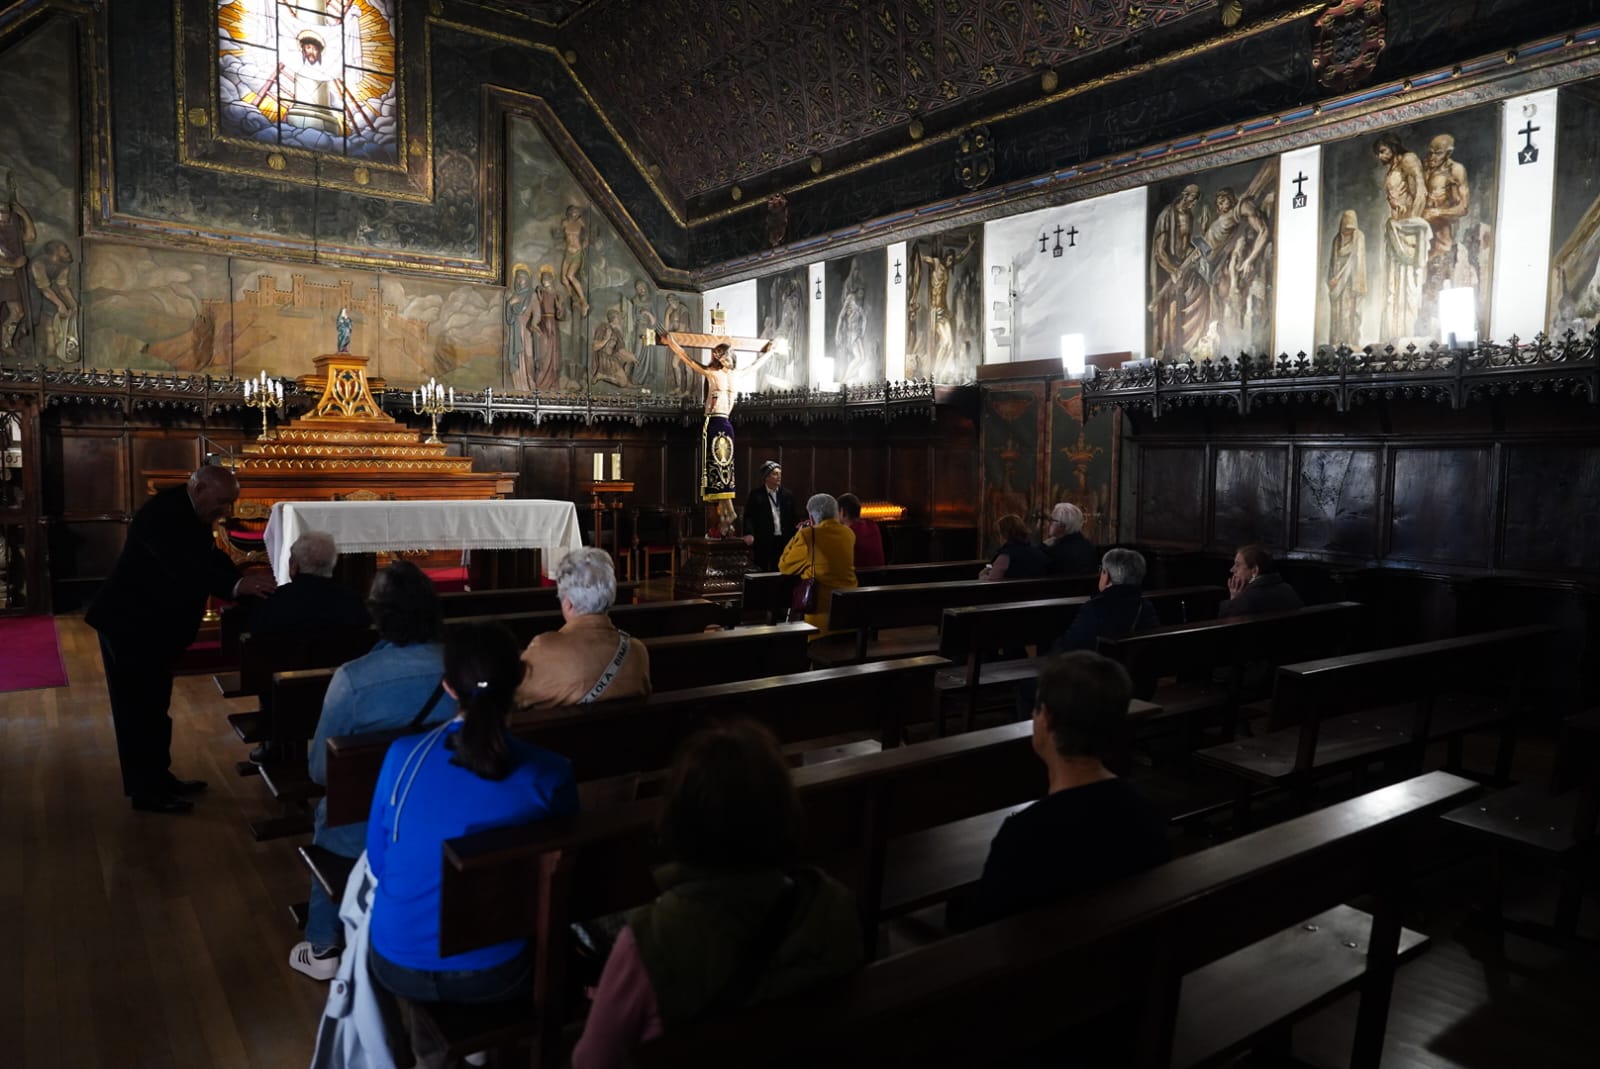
[1060,334,1087,378]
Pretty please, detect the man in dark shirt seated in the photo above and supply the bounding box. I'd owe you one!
[950,651,1171,931]
[1049,547,1157,654]
[1039,501,1098,575]
[246,531,368,637]
[1217,543,1303,617]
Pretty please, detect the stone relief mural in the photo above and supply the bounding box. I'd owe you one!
[505,113,699,396]
[0,20,81,366]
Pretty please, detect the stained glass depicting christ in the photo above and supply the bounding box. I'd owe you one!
[216,0,399,163]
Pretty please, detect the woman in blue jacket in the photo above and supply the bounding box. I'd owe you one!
[365,621,580,1003]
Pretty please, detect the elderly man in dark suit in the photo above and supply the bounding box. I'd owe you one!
[246,530,366,638]
[87,465,276,813]
[742,459,797,571]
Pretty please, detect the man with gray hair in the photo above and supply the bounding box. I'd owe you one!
[515,547,651,709]
[1039,501,1097,575]
[246,530,367,638]
[1048,547,1158,655]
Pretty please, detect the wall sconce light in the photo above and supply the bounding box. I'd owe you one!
[1060,333,1087,378]
[1438,287,1477,349]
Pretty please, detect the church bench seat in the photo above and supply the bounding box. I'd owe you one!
[742,560,990,625]
[1196,625,1555,823]
[935,584,1226,733]
[809,573,1103,667]
[635,771,1476,1069]
[435,579,639,618]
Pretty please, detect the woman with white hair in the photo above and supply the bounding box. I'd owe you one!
[514,547,651,710]
[777,493,857,634]
[1040,501,1097,575]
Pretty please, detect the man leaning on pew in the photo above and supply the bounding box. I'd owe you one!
[950,651,1170,931]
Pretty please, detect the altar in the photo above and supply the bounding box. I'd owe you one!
[264,499,583,585]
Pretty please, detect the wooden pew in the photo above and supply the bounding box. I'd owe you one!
[1196,625,1555,823]
[935,584,1226,733]
[220,626,377,747]
[436,580,639,618]
[636,771,1476,1069]
[743,559,991,624]
[321,655,950,828]
[1097,602,1366,746]
[478,598,728,644]
[812,573,1103,667]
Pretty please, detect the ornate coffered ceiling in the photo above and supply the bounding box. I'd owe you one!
[554,0,1241,204]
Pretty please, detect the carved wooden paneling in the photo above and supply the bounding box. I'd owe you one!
[1502,446,1600,573]
[1213,447,1287,551]
[521,441,576,502]
[890,443,931,524]
[1296,448,1380,558]
[1138,446,1205,545]
[1389,448,1494,567]
[933,440,979,528]
[811,446,852,502]
[58,433,129,516]
[849,443,888,502]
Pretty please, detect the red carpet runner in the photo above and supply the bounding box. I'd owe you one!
[0,615,69,692]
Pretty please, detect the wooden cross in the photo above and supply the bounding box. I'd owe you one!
[658,331,773,353]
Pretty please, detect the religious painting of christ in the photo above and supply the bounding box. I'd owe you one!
[905,224,983,383]
[1317,102,1499,352]
[1146,156,1278,361]
[754,266,808,392]
[1548,82,1600,339]
[216,0,400,163]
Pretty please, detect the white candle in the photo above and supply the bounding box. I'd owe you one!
[244,380,252,399]
[592,453,604,481]
[611,452,622,481]
[448,387,454,406]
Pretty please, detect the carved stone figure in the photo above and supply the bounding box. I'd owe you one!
[28,239,76,363]
[629,278,659,387]
[335,305,352,354]
[532,265,564,391]
[559,204,590,319]
[0,184,37,359]
[662,292,693,394]
[503,265,534,391]
[591,308,636,387]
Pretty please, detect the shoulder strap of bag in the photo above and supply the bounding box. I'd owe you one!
[705,873,803,1015]
[407,682,447,729]
[579,630,633,704]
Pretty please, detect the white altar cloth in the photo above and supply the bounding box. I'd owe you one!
[264,499,583,585]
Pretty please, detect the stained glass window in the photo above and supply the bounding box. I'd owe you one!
[216,0,399,163]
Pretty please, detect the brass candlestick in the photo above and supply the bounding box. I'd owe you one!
[242,370,283,440]
[411,377,455,444]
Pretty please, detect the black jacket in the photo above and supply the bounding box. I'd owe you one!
[246,572,369,638]
[86,485,241,657]
[743,485,797,541]
[1218,573,1303,618]
[1050,583,1159,655]
[1041,532,1098,575]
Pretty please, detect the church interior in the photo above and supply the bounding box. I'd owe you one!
[3,0,1600,1065]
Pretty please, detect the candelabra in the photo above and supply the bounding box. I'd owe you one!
[411,377,455,444]
[241,370,283,440]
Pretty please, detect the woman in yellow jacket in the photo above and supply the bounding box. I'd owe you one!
[778,493,857,635]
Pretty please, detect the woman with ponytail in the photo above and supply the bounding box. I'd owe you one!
[364,621,579,1004]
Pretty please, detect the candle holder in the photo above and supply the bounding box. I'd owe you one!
[241,370,283,440]
[411,377,456,444]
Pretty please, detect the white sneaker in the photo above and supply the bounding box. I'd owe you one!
[463,1054,489,1067]
[289,941,341,981]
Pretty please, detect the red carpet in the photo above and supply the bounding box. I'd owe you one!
[0,615,68,692]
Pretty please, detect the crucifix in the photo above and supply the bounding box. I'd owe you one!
[1051,224,1065,258]
[656,327,780,534]
[1518,120,1541,165]
[1291,171,1309,209]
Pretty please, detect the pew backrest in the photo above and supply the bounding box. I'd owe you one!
[474,598,725,644]
[826,574,1102,634]
[436,581,639,619]
[937,584,1227,663]
[744,560,991,623]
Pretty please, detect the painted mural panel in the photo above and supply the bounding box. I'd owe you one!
[506,113,697,397]
[824,248,886,384]
[980,384,1043,554]
[82,243,234,373]
[754,267,808,391]
[217,0,399,162]
[1148,155,1278,361]
[905,224,982,383]
[1317,103,1500,352]
[1549,81,1600,337]
[377,273,502,387]
[0,20,81,366]
[1046,382,1117,545]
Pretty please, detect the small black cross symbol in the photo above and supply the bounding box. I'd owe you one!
[1066,225,1079,247]
[1518,121,1541,165]
[893,259,902,284]
[1038,231,1049,254]
[1052,224,1065,258]
[1291,171,1309,210]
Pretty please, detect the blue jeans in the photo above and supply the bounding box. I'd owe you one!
[305,878,343,951]
[369,944,534,1005]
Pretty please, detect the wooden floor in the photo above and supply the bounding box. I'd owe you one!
[3,614,1597,1068]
